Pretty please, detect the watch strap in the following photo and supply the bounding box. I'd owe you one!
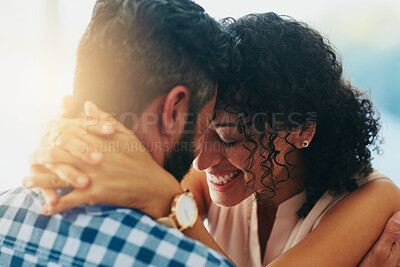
[156,215,178,229]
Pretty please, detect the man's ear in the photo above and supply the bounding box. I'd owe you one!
[161,85,190,137]
[293,121,316,149]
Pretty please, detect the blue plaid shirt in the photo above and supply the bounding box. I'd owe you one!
[0,187,233,267]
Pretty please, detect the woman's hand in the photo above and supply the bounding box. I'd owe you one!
[25,101,183,218]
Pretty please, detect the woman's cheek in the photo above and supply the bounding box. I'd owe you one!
[225,145,248,165]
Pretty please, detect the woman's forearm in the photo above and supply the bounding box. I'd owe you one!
[183,217,233,264]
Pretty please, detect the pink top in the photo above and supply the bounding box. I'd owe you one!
[207,169,387,267]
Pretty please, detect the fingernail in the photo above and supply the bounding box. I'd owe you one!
[102,123,116,134]
[84,101,98,114]
[49,198,58,206]
[90,152,103,162]
[44,195,54,206]
[84,102,98,120]
[393,212,400,224]
[77,176,89,187]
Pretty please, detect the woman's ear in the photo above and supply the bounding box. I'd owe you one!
[161,85,190,138]
[293,121,316,149]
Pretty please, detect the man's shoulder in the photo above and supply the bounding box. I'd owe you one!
[0,187,44,224]
[0,187,233,266]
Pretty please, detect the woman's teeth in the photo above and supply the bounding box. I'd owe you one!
[208,170,240,185]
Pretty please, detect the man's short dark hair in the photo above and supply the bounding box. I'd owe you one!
[74,0,234,117]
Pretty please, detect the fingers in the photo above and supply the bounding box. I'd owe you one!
[30,164,50,175]
[30,146,83,167]
[42,190,88,215]
[359,212,400,267]
[377,212,400,248]
[42,101,139,159]
[39,131,52,147]
[25,164,90,189]
[53,132,103,165]
[47,163,90,189]
[44,115,145,162]
[46,117,118,139]
[41,185,131,215]
[392,241,400,267]
[59,95,79,118]
[40,188,59,206]
[84,101,133,135]
[23,172,69,189]
[45,118,113,138]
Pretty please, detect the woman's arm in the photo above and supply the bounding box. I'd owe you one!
[269,178,400,267]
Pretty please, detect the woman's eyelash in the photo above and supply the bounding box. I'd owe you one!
[221,140,238,147]
[214,132,239,147]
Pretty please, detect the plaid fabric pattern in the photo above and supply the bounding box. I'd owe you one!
[0,188,233,267]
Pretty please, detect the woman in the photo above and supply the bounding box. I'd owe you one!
[26,13,400,266]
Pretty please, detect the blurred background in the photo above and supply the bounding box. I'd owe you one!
[0,0,399,190]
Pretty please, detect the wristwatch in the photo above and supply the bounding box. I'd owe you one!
[156,190,198,231]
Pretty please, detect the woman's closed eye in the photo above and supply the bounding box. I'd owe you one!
[221,139,238,147]
[217,135,240,147]
[212,124,242,147]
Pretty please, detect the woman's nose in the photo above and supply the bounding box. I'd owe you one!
[193,134,223,172]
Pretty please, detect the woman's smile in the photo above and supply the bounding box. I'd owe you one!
[206,170,243,192]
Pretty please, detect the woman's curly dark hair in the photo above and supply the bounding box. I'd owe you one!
[218,12,381,217]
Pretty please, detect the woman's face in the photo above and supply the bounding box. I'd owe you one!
[193,109,299,207]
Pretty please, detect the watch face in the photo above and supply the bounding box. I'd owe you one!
[176,195,197,227]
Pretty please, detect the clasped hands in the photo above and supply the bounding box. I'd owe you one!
[25,97,182,218]
[23,97,400,267]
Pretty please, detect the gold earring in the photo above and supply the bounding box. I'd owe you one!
[301,140,309,148]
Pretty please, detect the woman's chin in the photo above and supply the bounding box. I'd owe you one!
[210,194,246,207]
[209,184,251,207]
[206,171,252,207]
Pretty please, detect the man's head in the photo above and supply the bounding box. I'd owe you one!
[73,0,233,180]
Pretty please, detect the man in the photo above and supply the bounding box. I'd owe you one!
[0,0,233,265]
